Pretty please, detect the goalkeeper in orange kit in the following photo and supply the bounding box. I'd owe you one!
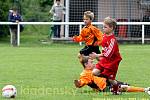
[72,11,103,63]
[74,56,150,95]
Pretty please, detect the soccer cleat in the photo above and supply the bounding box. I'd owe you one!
[145,87,150,95]
[144,87,150,92]
[110,84,122,95]
[147,91,150,95]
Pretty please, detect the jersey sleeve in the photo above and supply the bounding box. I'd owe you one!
[78,71,93,87]
[73,29,84,42]
[79,77,91,87]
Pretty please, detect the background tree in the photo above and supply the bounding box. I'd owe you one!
[0,0,53,38]
[0,0,12,37]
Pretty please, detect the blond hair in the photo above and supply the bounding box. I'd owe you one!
[104,17,117,30]
[84,11,94,20]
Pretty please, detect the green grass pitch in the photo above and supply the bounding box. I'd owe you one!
[0,43,149,100]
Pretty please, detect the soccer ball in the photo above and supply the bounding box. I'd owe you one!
[2,85,17,98]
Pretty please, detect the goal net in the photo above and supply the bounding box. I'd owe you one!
[65,0,150,40]
[1,0,150,46]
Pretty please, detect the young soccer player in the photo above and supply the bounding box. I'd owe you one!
[74,56,107,91]
[89,17,122,94]
[74,56,150,95]
[72,11,103,62]
[74,56,126,92]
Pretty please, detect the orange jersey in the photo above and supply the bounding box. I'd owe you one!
[79,69,106,90]
[73,24,103,46]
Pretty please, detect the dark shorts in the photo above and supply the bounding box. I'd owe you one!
[80,45,100,56]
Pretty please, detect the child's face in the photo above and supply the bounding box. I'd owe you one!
[103,23,113,34]
[83,15,92,26]
[13,10,17,15]
[85,59,95,70]
[56,1,60,5]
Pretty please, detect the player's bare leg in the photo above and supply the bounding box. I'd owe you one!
[78,53,89,65]
[92,68,101,76]
[77,53,83,63]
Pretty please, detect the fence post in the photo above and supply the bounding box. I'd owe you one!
[10,28,13,44]
[17,23,20,46]
[65,0,69,38]
[142,24,144,44]
[79,24,82,46]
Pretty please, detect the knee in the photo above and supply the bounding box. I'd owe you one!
[92,68,100,76]
[108,79,118,85]
[77,53,81,59]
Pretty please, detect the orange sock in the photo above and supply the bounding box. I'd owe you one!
[127,86,144,92]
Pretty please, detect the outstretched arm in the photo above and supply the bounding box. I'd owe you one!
[74,78,92,88]
[72,35,83,42]
[89,52,104,61]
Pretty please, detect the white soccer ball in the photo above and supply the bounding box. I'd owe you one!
[2,85,17,98]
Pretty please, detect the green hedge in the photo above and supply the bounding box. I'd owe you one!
[0,0,53,38]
